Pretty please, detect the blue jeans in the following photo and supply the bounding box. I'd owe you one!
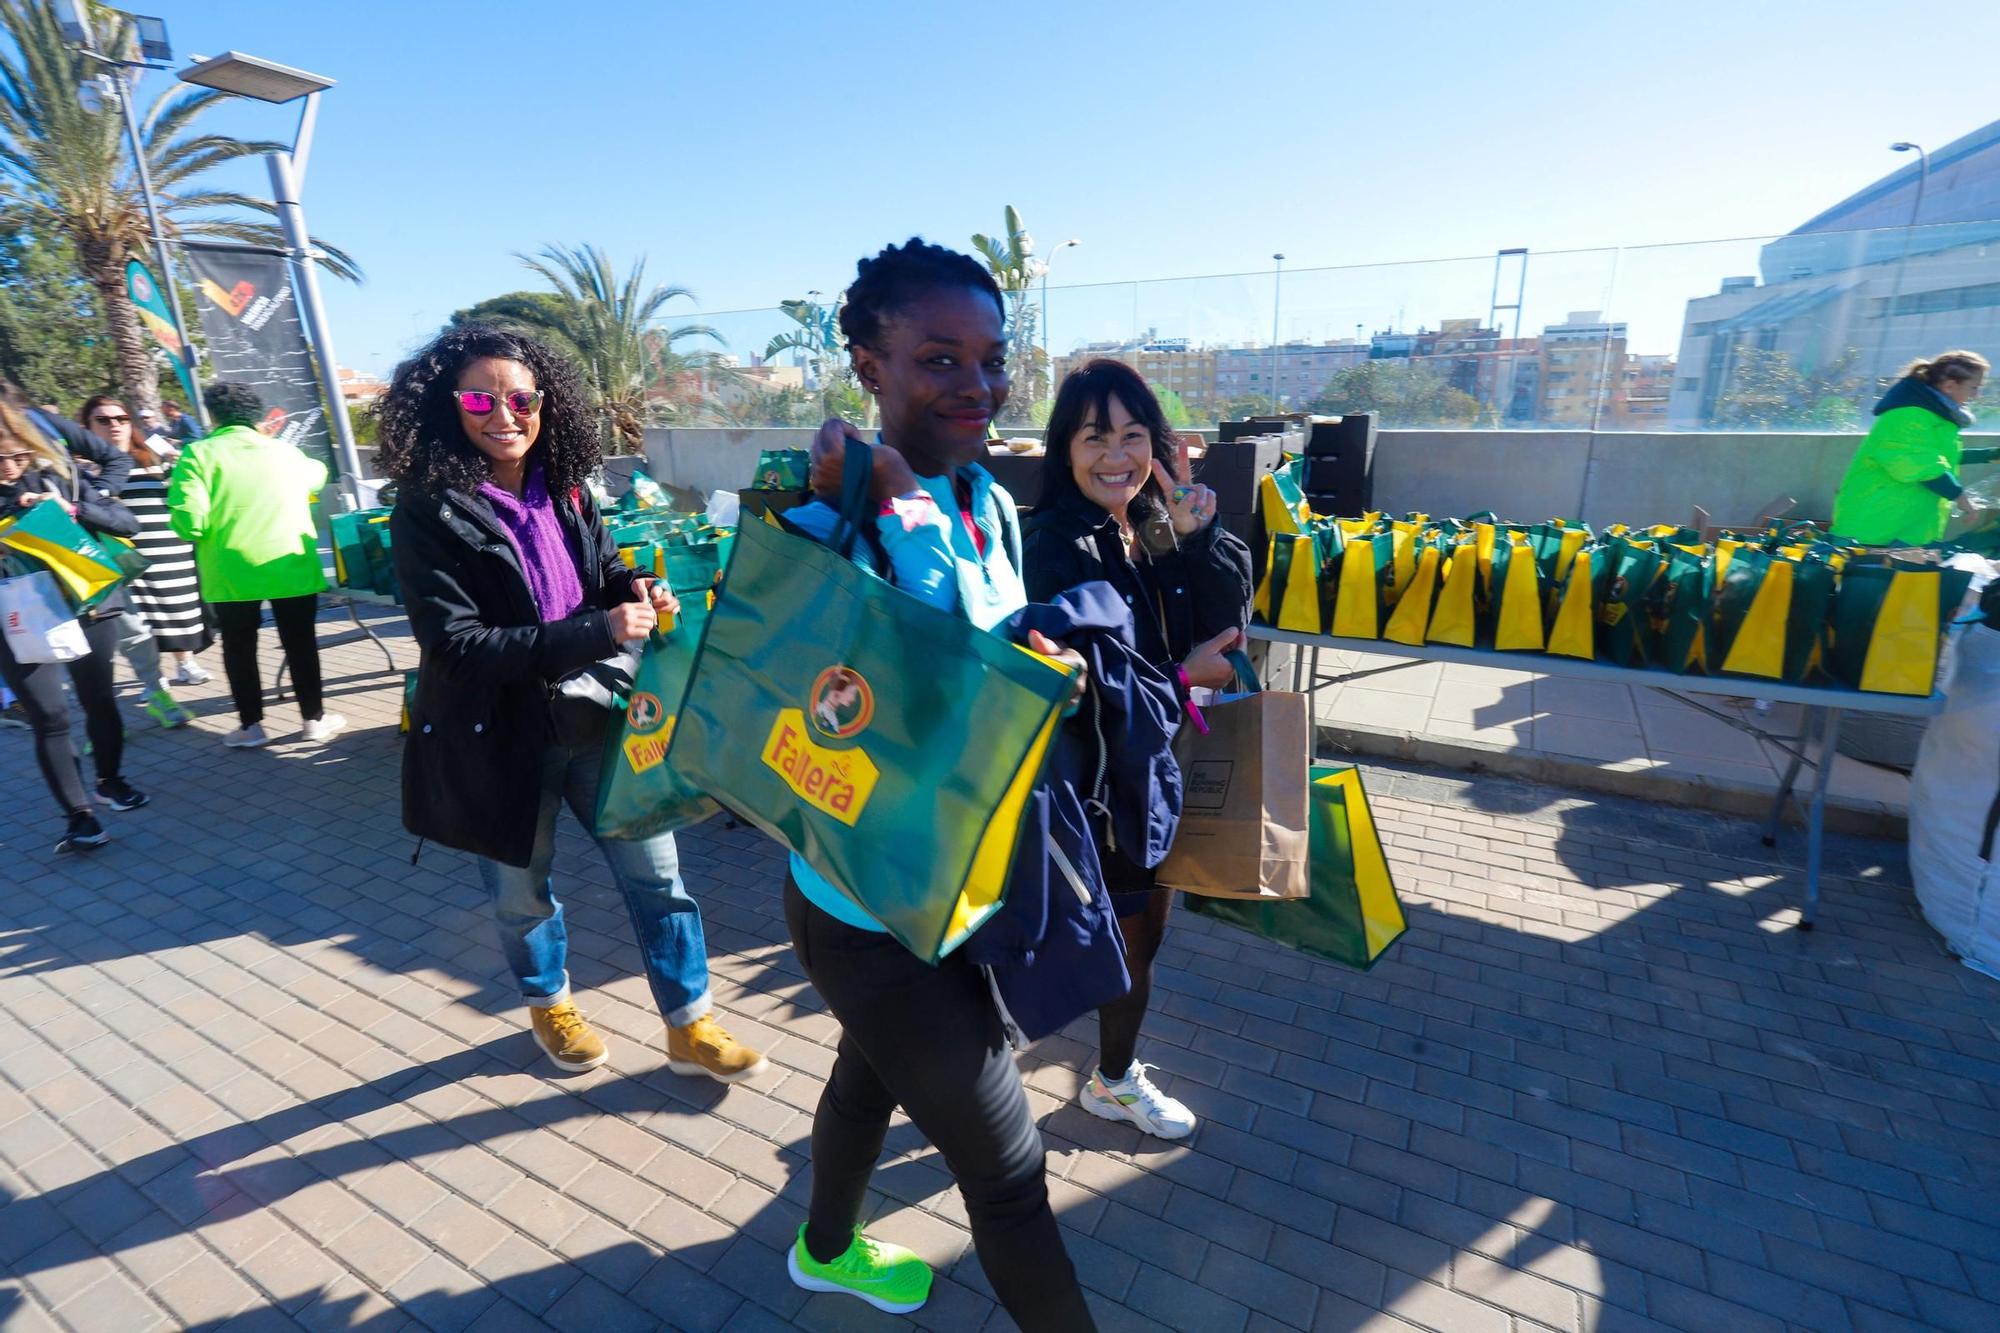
[477,744,713,1028]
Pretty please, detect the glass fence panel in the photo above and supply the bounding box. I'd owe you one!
[666,221,1999,433]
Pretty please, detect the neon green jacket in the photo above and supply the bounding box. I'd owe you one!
[167,424,329,601]
[1831,378,1976,545]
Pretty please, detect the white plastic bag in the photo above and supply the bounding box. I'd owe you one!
[0,570,90,663]
[706,489,741,529]
[1909,557,2000,978]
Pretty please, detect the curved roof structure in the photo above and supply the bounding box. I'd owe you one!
[1761,117,2000,281]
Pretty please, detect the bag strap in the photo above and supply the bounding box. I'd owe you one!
[824,436,874,561]
[1225,648,1262,694]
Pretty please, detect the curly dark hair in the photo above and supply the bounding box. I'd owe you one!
[1036,359,1182,525]
[371,325,599,497]
[204,381,264,428]
[838,238,1005,352]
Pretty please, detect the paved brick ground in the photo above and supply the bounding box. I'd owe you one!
[2,603,1996,1332]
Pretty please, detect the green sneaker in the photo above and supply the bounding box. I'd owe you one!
[145,688,193,729]
[787,1226,931,1314]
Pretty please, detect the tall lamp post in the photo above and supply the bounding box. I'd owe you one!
[176,51,366,508]
[1040,238,1080,392]
[1879,141,1930,384]
[60,3,206,426]
[1270,254,1286,412]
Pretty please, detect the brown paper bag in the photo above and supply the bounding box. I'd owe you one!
[1156,679,1310,900]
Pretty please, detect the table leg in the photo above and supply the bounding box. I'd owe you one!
[1800,708,1843,932]
[1762,705,1815,847]
[346,597,399,671]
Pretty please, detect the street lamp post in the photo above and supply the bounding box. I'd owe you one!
[1040,238,1080,393]
[177,52,366,509]
[1270,254,1286,412]
[61,4,206,426]
[1879,141,1929,384]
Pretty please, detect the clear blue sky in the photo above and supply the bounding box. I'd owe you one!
[146,0,2000,373]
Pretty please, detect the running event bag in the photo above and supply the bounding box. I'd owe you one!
[1186,763,1407,970]
[668,443,1076,962]
[0,566,90,663]
[594,599,719,840]
[0,500,140,609]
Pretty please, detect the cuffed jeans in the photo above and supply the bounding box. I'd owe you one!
[477,744,713,1028]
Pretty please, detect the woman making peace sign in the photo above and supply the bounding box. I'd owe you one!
[1024,358,1254,1141]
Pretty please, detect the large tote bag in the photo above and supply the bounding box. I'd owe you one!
[1186,763,1408,970]
[1154,652,1310,900]
[667,452,1076,963]
[593,596,720,841]
[0,501,142,609]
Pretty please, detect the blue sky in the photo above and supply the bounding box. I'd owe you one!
[142,0,2000,373]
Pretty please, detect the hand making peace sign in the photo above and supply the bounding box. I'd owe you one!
[1149,432,1217,538]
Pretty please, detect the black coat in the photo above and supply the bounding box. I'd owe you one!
[390,480,643,867]
[1022,491,1254,675]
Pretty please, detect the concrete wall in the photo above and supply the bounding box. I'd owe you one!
[636,425,2000,528]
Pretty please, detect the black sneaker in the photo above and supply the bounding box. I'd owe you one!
[57,812,108,853]
[95,778,149,812]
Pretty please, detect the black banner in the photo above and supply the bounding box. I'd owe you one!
[182,242,334,474]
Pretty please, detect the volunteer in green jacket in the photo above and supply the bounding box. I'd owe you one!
[1832,350,1992,545]
[168,382,343,748]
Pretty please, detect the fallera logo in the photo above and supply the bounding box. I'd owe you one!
[762,709,878,826]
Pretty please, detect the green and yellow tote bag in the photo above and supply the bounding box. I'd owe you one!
[594,598,721,841]
[667,499,1076,962]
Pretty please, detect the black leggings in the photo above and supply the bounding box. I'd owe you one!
[1099,887,1174,1080]
[212,595,322,726]
[783,879,1095,1331]
[0,614,125,817]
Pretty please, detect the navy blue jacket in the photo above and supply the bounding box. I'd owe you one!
[966,582,1184,1043]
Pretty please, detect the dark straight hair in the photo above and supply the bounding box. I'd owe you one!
[1034,358,1181,522]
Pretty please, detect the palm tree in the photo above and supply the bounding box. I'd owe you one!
[505,243,724,452]
[0,0,358,410]
[765,295,865,421]
[971,205,1048,422]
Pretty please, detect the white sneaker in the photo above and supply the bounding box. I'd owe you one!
[300,713,347,744]
[1080,1061,1197,1139]
[174,661,212,685]
[223,723,270,749]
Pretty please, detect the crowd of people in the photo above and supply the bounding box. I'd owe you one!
[6,236,1988,1328]
[0,378,340,853]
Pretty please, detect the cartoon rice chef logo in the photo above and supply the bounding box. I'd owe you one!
[808,666,873,740]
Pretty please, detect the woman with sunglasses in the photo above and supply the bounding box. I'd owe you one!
[376,325,764,1084]
[168,382,343,748]
[778,240,1096,1328]
[79,394,208,728]
[0,400,151,853]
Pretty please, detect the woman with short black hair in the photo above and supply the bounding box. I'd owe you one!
[778,239,1095,1328]
[377,325,764,1085]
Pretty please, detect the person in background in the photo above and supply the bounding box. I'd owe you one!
[1025,359,1253,1140]
[168,381,343,748]
[1832,350,1993,545]
[78,395,198,726]
[78,392,213,688]
[377,325,765,1085]
[779,239,1095,1328]
[0,401,150,851]
[161,399,201,445]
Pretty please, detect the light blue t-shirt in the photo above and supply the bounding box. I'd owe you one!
[783,463,1025,935]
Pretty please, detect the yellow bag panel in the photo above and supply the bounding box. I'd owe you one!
[1329,768,1407,960]
[1494,542,1545,652]
[1719,560,1792,679]
[1428,550,1478,646]
[1384,547,1440,646]
[1546,552,1597,659]
[1858,573,1942,696]
[1259,472,1304,536]
[1331,542,1379,639]
[941,698,1066,952]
